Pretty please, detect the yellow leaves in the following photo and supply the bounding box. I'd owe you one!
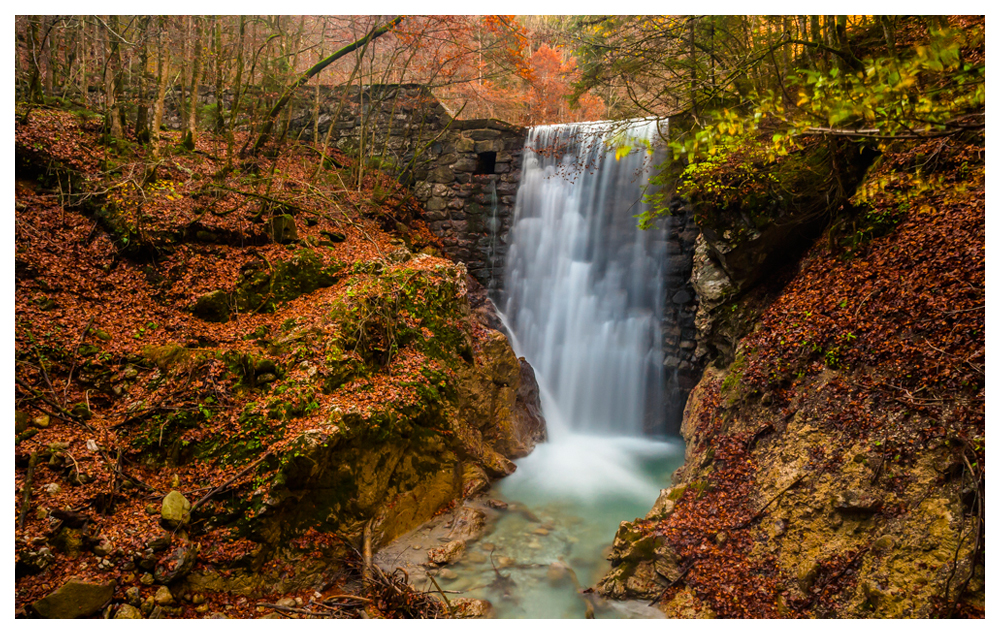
[796,92,809,107]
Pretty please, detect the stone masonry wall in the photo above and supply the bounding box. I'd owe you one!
[660,201,703,435]
[284,84,527,294]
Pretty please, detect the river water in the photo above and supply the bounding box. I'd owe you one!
[433,119,681,618]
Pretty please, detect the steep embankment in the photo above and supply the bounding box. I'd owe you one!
[597,133,985,617]
[14,108,544,618]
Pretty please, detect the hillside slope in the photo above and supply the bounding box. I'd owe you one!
[14,108,544,618]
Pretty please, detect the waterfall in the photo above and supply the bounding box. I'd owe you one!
[502,119,669,438]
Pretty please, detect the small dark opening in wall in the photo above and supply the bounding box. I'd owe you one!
[475,151,497,175]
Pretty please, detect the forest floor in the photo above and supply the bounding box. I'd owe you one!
[13,105,480,618]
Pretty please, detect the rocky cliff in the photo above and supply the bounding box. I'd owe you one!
[597,132,985,618]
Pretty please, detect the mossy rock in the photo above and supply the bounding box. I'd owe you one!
[31,577,116,619]
[233,249,344,314]
[267,214,298,243]
[192,290,231,322]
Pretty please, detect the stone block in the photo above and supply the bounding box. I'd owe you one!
[426,197,447,212]
[453,157,479,172]
[475,140,501,153]
[468,129,501,140]
[268,214,298,244]
[428,167,455,184]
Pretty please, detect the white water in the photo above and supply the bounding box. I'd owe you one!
[432,119,682,618]
[502,119,670,437]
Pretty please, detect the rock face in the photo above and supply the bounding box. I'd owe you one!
[31,577,116,618]
[599,242,983,618]
[512,359,547,456]
[596,521,681,601]
[597,128,984,618]
[163,258,547,596]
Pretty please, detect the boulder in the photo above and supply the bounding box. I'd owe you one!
[268,214,298,243]
[31,577,116,619]
[154,585,174,606]
[596,521,681,600]
[449,597,495,618]
[449,507,487,542]
[154,543,199,584]
[114,604,144,619]
[427,540,466,566]
[192,290,231,323]
[160,490,191,528]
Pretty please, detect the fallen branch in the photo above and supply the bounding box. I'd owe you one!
[648,560,696,606]
[63,315,97,406]
[18,452,40,530]
[362,518,374,592]
[256,603,333,617]
[200,184,303,213]
[190,450,273,513]
[427,574,453,617]
[732,472,808,529]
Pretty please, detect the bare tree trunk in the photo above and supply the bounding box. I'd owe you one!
[150,18,171,161]
[135,17,152,143]
[78,18,89,105]
[182,16,203,150]
[246,15,403,156]
[105,15,123,141]
[43,16,56,98]
[179,16,191,133]
[213,16,226,133]
[224,16,246,171]
[27,17,43,103]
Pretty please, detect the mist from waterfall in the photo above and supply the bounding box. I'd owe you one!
[502,119,670,438]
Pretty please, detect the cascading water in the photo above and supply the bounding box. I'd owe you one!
[502,119,669,438]
[418,120,685,618]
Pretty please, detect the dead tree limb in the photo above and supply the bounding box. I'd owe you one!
[246,16,403,156]
[190,450,273,513]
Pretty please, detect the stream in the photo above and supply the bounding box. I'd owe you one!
[438,431,683,618]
